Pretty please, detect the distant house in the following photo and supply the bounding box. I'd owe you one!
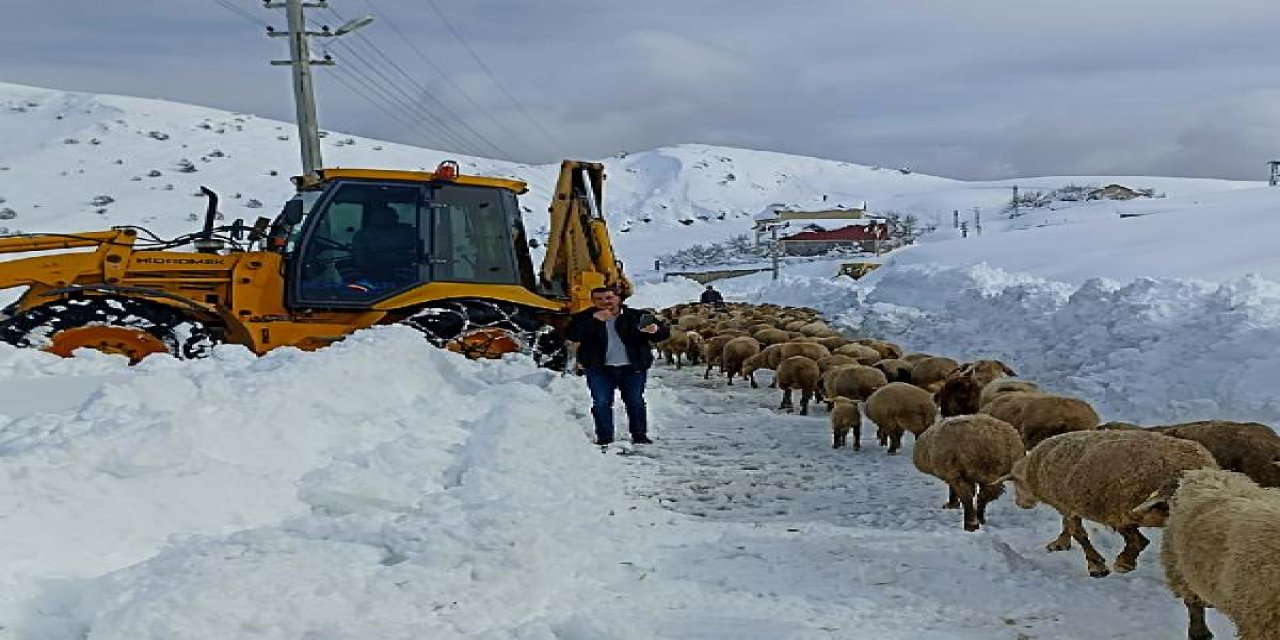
[778,221,890,256]
[752,204,868,245]
[1087,184,1142,201]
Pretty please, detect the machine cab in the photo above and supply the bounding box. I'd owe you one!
[271,165,539,308]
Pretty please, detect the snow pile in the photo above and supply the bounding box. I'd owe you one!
[625,275,705,310]
[0,328,656,639]
[824,263,1280,422]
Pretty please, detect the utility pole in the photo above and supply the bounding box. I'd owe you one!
[974,208,982,235]
[1011,185,1019,217]
[770,223,780,280]
[265,0,373,179]
[953,209,960,229]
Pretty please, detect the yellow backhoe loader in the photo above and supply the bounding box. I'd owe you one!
[0,159,631,367]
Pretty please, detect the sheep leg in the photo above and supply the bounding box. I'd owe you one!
[675,353,682,370]
[1065,516,1111,578]
[832,426,845,449]
[727,370,735,386]
[887,430,903,455]
[780,388,794,412]
[1045,515,1073,552]
[877,426,888,447]
[955,481,980,531]
[749,372,758,389]
[851,421,861,451]
[799,388,813,416]
[1184,597,1213,640]
[943,486,961,509]
[1112,525,1149,573]
[703,362,713,380]
[975,482,1004,525]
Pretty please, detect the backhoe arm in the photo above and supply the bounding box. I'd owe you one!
[0,229,137,293]
[538,160,632,312]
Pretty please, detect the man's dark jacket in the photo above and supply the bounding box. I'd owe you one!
[700,289,724,304]
[566,306,671,370]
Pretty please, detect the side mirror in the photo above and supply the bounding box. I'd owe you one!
[249,216,272,241]
[281,198,305,225]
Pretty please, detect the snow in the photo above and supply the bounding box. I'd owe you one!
[0,81,1270,638]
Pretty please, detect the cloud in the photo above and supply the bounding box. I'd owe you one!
[3,1,1280,180]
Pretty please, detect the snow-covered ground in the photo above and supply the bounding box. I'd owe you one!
[2,81,1277,638]
[0,331,1235,639]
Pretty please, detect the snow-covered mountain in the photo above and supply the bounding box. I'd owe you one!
[2,80,1261,271]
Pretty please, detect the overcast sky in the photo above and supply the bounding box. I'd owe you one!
[3,0,1280,180]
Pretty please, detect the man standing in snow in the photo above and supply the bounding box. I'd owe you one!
[565,287,670,446]
[700,284,725,306]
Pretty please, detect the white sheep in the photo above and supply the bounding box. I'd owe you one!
[1003,429,1219,578]
[1131,469,1280,640]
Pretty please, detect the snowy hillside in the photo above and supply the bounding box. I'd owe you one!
[2,80,1262,274]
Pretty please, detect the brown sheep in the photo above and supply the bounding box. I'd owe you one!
[821,364,888,407]
[978,378,1041,409]
[901,352,932,364]
[657,331,692,369]
[1015,395,1100,450]
[740,351,770,389]
[913,414,1025,531]
[830,396,862,450]
[1130,469,1280,640]
[1146,420,1280,488]
[683,331,705,365]
[956,359,1017,389]
[833,343,882,365]
[864,382,938,454]
[910,356,960,393]
[980,390,1045,428]
[935,372,983,417]
[815,336,856,351]
[720,336,762,386]
[776,355,821,415]
[751,328,792,346]
[798,321,830,336]
[854,338,904,361]
[872,358,914,384]
[701,334,739,380]
[816,354,860,373]
[1003,429,1218,578]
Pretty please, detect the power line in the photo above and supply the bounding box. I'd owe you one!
[210,0,269,28]
[356,0,547,159]
[302,14,482,154]
[324,64,460,151]
[422,0,566,157]
[320,7,512,159]
[319,36,493,156]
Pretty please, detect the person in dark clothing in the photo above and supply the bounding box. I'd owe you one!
[700,284,725,306]
[339,204,418,292]
[565,287,671,445]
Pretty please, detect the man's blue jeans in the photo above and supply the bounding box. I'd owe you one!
[584,366,648,441]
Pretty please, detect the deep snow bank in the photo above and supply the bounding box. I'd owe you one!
[1,328,649,639]
[827,263,1280,423]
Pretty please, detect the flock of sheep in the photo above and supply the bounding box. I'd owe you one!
[651,300,1280,640]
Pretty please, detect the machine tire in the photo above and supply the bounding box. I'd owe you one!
[0,295,218,362]
[402,299,566,370]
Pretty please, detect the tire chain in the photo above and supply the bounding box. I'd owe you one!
[405,300,565,369]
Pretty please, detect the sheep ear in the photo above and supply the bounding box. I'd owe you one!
[1133,494,1169,516]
